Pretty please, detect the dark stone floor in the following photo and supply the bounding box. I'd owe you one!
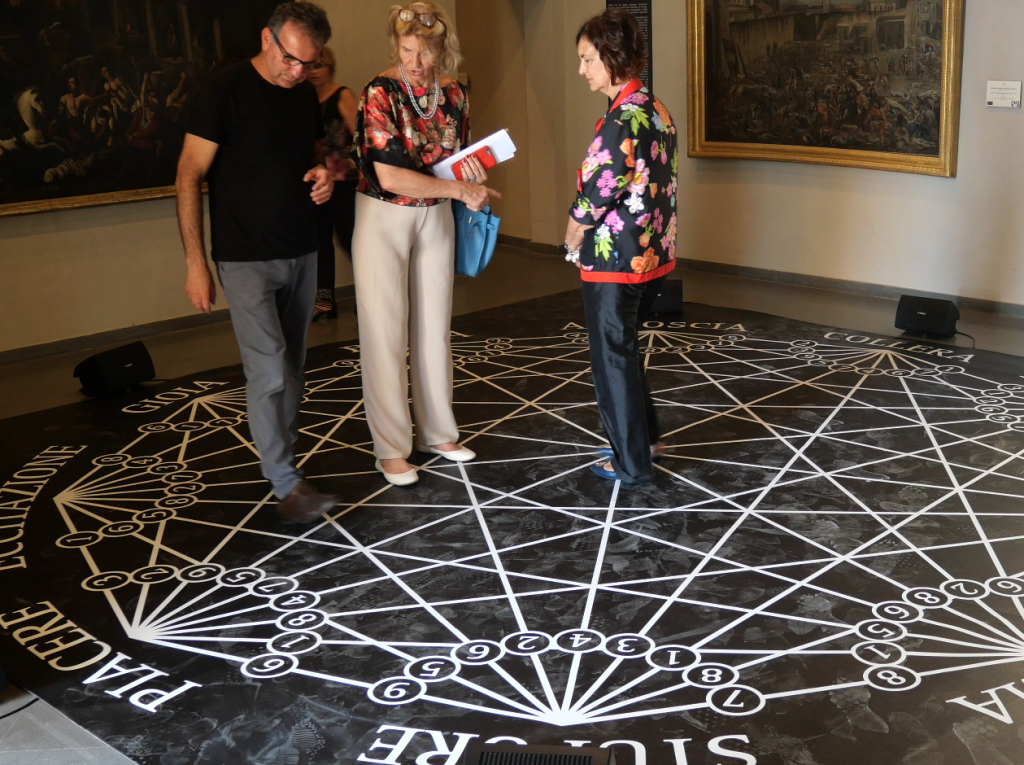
[2,292,1024,765]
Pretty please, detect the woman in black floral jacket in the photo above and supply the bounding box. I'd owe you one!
[565,9,678,486]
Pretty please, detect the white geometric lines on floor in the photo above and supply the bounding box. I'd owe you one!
[40,323,1024,732]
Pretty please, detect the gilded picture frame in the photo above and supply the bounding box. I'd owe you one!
[0,0,280,217]
[687,0,965,178]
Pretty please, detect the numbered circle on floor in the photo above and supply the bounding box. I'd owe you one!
[501,631,551,656]
[166,483,203,496]
[684,663,739,689]
[57,531,102,548]
[271,591,321,612]
[368,677,426,706]
[268,631,322,655]
[178,563,225,583]
[553,629,604,654]
[855,620,908,643]
[93,454,130,466]
[452,640,504,665]
[706,685,766,717]
[852,641,907,667]
[941,579,987,600]
[83,571,130,591]
[156,495,197,510]
[139,423,173,433]
[864,665,921,692]
[163,471,203,484]
[131,565,178,584]
[872,601,923,623]
[134,508,177,523]
[172,421,207,433]
[902,587,952,609]
[241,653,297,679]
[987,577,1024,597]
[148,462,187,475]
[404,657,460,683]
[101,521,144,538]
[217,567,265,588]
[646,645,700,672]
[250,577,299,598]
[602,633,655,660]
[276,610,329,632]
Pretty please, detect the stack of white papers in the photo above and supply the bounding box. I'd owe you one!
[433,129,517,181]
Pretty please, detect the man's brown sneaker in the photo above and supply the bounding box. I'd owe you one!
[277,481,338,524]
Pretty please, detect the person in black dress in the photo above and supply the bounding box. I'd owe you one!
[307,45,360,320]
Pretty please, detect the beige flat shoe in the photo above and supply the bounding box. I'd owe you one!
[416,444,476,463]
[375,459,419,486]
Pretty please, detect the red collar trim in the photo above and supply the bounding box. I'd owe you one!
[596,78,644,133]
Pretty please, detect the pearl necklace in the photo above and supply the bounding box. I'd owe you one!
[398,63,441,120]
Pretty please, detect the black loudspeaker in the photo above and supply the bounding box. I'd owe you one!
[73,341,155,397]
[650,278,683,316]
[895,295,960,337]
[462,743,615,765]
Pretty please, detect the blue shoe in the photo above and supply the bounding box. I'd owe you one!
[590,461,621,480]
[596,447,664,463]
[589,461,653,487]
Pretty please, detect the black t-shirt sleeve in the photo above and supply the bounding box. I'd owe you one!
[187,70,228,144]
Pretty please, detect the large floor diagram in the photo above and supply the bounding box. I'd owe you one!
[3,294,1024,764]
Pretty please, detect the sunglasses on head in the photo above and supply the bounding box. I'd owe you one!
[398,9,438,28]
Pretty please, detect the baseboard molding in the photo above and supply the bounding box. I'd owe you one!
[681,259,1024,319]
[497,234,561,255]
[0,284,357,368]
[6,262,1022,368]
[496,233,531,249]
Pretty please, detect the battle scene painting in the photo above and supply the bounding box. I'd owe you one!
[0,0,279,215]
[688,0,964,177]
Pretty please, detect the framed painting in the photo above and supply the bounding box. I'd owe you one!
[687,0,965,177]
[0,0,281,216]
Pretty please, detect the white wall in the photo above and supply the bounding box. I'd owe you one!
[0,199,191,353]
[456,0,533,239]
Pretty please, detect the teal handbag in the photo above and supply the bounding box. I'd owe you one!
[453,200,500,277]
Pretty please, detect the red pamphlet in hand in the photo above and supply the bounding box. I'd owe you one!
[454,147,497,181]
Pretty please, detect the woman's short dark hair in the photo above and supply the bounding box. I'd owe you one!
[575,9,646,84]
[267,2,332,48]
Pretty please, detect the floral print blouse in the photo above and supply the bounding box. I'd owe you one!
[571,80,679,283]
[354,76,470,207]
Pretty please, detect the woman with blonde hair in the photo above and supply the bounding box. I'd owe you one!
[352,2,501,486]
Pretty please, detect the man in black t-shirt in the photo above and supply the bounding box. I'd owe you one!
[175,2,336,525]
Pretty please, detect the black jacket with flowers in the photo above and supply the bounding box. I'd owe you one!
[571,82,678,283]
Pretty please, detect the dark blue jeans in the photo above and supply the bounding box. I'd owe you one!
[582,276,666,485]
